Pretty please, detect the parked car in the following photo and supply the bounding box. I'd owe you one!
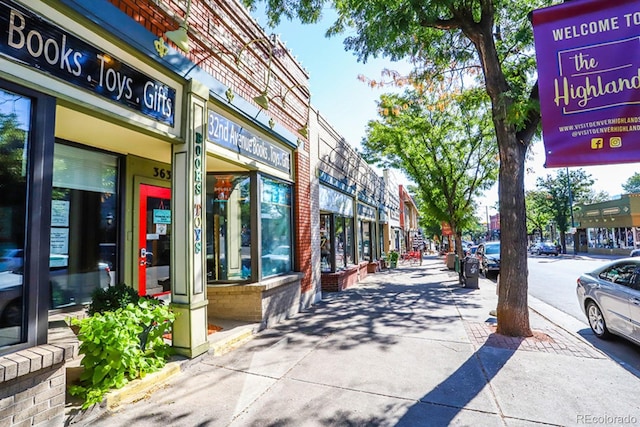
[536,241,559,256]
[0,249,24,272]
[477,241,500,276]
[261,245,291,274]
[630,248,640,257]
[576,258,640,345]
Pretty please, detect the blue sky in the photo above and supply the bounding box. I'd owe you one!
[250,6,637,206]
[252,7,412,150]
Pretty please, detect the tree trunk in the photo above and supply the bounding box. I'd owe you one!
[495,130,532,337]
[467,21,533,338]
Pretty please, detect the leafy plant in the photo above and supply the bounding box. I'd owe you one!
[87,283,140,316]
[388,251,399,262]
[69,298,176,408]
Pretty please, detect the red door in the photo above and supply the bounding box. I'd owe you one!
[138,184,171,297]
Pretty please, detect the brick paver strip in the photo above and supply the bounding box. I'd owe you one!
[464,321,605,359]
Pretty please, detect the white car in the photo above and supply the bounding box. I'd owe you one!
[576,258,640,345]
[262,245,291,274]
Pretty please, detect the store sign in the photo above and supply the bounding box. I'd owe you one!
[532,0,640,167]
[207,110,291,174]
[318,170,356,195]
[0,1,176,126]
[319,185,353,216]
[357,203,376,221]
[153,209,171,224]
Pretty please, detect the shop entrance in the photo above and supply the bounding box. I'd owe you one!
[138,184,171,299]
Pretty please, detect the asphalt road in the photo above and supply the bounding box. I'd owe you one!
[527,253,640,375]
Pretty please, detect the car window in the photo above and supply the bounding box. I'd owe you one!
[485,244,500,255]
[599,262,639,288]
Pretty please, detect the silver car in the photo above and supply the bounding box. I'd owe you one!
[576,258,640,345]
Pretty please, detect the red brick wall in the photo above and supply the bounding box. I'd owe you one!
[108,0,310,138]
[294,148,312,293]
[321,266,359,292]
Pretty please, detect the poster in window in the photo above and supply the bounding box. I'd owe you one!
[51,200,70,227]
[50,228,69,267]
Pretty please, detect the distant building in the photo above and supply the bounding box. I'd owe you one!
[574,194,640,255]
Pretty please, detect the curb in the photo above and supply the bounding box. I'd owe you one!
[104,361,182,410]
[209,328,255,356]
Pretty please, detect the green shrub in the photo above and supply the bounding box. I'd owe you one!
[87,283,140,316]
[69,298,176,409]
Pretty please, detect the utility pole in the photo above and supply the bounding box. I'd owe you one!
[566,167,577,254]
[486,205,490,240]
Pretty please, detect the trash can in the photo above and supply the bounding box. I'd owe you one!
[463,256,480,289]
[446,252,456,270]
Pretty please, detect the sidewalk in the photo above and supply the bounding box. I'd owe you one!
[68,256,640,426]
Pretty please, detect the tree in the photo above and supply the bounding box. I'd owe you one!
[362,87,498,266]
[535,169,594,253]
[525,190,553,241]
[246,0,552,336]
[622,173,640,195]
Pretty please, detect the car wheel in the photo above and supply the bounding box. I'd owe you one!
[586,301,611,339]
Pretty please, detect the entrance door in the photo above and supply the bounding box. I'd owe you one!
[138,184,171,297]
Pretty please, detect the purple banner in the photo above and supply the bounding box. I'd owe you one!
[533,0,640,167]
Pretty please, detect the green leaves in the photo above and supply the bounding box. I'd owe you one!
[70,299,176,409]
[363,86,498,236]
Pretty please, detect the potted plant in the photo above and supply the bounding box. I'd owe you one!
[388,250,399,268]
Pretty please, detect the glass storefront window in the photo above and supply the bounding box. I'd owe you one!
[260,176,292,278]
[335,216,354,270]
[50,144,118,309]
[320,214,331,272]
[320,212,355,272]
[206,174,251,281]
[359,221,371,262]
[0,89,31,346]
[344,217,354,266]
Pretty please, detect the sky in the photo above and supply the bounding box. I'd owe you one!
[250,6,640,214]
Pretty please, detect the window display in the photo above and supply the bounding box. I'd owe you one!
[260,176,292,278]
[206,173,293,281]
[0,88,30,347]
[50,144,118,308]
[206,174,251,281]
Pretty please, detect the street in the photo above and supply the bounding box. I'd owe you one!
[526,253,640,374]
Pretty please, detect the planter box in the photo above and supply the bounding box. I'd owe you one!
[367,262,378,273]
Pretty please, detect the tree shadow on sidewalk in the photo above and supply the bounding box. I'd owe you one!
[396,335,521,425]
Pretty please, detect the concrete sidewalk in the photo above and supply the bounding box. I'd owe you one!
[69,256,640,426]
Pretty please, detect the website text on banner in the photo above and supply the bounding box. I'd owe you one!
[532,0,640,168]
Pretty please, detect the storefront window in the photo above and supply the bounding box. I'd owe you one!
[0,89,30,347]
[206,174,251,281]
[334,216,354,269]
[359,221,371,262]
[50,144,118,308]
[320,214,332,272]
[260,176,292,278]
